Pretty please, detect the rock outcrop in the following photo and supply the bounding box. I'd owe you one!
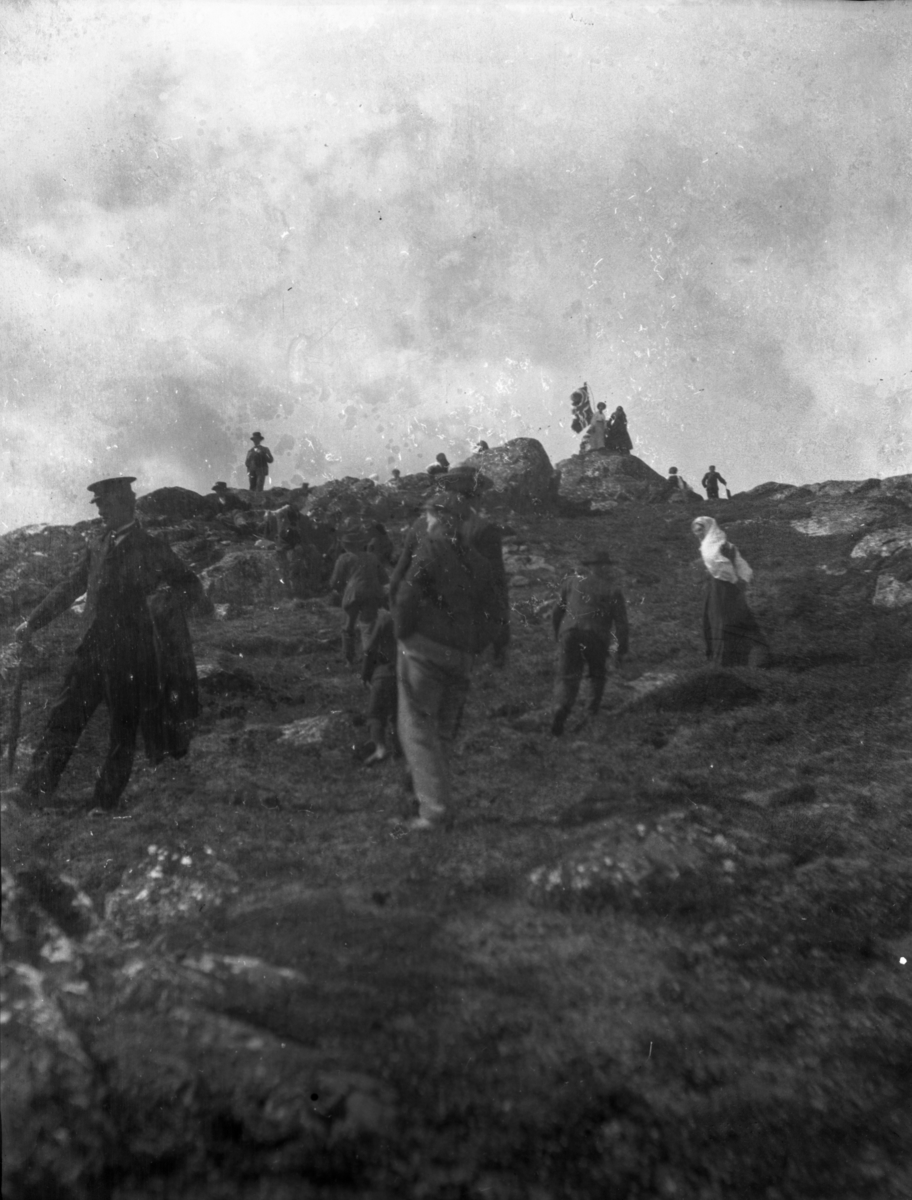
[555,451,667,510]
[463,438,559,513]
[199,548,287,608]
[0,524,91,622]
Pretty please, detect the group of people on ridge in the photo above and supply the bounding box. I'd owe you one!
[570,384,633,455]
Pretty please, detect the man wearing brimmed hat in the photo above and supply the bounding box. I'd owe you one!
[550,547,629,736]
[245,432,274,492]
[388,464,508,662]
[207,481,252,516]
[392,491,508,830]
[329,523,388,664]
[12,477,209,811]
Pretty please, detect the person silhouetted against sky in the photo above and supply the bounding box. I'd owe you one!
[701,465,728,500]
[245,432,274,491]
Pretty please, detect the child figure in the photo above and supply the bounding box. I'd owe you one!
[360,607,399,763]
[329,528,388,664]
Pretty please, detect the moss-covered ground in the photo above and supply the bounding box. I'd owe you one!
[5,501,911,1199]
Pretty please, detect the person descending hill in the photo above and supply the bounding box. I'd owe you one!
[692,516,770,668]
[11,476,209,812]
[550,548,629,736]
[393,491,508,831]
[329,526,388,665]
[701,465,728,501]
[389,465,509,665]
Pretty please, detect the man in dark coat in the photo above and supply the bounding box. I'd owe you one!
[388,465,509,663]
[551,548,629,736]
[701,466,728,501]
[329,527,388,665]
[245,432,274,491]
[13,477,209,811]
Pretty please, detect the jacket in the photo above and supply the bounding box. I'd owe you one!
[329,550,387,609]
[393,531,506,656]
[389,511,509,651]
[552,568,629,655]
[25,523,207,761]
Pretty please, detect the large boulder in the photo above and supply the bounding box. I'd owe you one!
[462,438,559,513]
[555,452,666,511]
[199,548,287,607]
[306,477,394,527]
[377,473,436,520]
[0,524,90,623]
[136,487,212,521]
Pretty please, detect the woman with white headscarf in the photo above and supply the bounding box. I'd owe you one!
[692,516,770,668]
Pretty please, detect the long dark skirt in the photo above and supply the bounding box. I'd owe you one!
[703,579,770,667]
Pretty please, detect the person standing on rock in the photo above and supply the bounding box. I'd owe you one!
[329,526,389,665]
[604,407,633,454]
[692,516,770,668]
[245,432,274,492]
[10,477,210,813]
[393,491,508,830]
[586,403,609,452]
[701,466,728,501]
[550,548,629,736]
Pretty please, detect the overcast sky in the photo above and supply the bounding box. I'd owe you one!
[2,0,910,530]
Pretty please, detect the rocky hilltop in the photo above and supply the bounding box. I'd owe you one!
[2,440,911,1200]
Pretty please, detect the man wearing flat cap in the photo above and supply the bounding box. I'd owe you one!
[245,432,274,492]
[550,547,629,736]
[12,476,209,812]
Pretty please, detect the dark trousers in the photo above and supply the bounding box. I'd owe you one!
[552,628,608,732]
[23,645,144,808]
[367,673,398,747]
[705,486,719,500]
[341,599,380,664]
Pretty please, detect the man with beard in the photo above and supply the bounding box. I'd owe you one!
[393,492,508,831]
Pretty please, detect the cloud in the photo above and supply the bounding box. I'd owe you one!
[1,0,910,530]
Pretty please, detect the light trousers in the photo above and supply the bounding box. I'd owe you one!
[396,640,471,821]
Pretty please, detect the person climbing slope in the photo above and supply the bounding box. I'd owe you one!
[692,515,770,668]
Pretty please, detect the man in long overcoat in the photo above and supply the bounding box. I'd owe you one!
[13,476,209,811]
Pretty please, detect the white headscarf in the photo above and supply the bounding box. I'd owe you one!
[692,516,753,584]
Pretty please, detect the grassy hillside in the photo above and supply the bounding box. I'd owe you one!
[2,492,911,1200]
